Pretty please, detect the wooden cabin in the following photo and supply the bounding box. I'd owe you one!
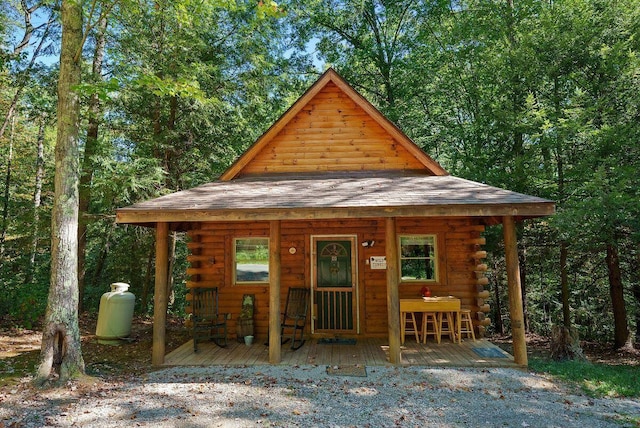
[116,69,554,367]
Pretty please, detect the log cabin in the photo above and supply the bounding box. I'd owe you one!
[116,68,554,367]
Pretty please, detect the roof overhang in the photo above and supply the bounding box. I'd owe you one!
[116,172,555,230]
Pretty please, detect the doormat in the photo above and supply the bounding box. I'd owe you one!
[326,365,367,377]
[472,347,508,358]
[318,338,356,345]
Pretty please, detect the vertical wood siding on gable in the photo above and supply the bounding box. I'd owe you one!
[238,82,428,176]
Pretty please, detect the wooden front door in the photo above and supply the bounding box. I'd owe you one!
[312,237,357,334]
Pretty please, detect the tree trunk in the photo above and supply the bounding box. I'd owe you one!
[632,251,640,346]
[560,241,570,328]
[140,237,155,313]
[167,231,177,307]
[519,246,529,332]
[26,116,46,284]
[35,0,85,386]
[555,121,571,328]
[492,258,504,335]
[0,116,14,263]
[78,13,108,313]
[606,243,629,349]
[92,229,112,286]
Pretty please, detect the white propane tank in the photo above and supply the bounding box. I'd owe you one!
[95,282,135,344]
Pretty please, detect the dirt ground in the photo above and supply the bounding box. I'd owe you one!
[0,314,638,387]
[0,314,191,384]
[1,316,639,427]
[1,315,639,428]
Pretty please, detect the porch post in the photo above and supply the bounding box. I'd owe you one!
[269,220,282,364]
[385,217,401,364]
[503,216,528,366]
[152,222,169,366]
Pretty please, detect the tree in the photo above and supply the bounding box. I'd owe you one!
[35,0,85,385]
[294,0,437,123]
[78,11,108,312]
[0,3,56,141]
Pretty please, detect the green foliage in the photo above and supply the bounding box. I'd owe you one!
[74,77,120,102]
[530,357,640,398]
[1,0,639,351]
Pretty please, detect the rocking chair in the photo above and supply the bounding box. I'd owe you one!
[191,287,228,352]
[280,287,310,350]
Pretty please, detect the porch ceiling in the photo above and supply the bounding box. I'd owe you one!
[116,171,554,229]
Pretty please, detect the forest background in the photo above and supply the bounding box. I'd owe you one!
[1,0,639,352]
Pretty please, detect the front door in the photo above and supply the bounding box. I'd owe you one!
[312,237,357,334]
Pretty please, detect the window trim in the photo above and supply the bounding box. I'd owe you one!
[233,237,270,286]
[398,234,438,283]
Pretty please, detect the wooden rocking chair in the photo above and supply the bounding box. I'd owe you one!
[280,287,310,350]
[191,287,228,352]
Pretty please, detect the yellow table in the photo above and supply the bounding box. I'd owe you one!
[400,297,461,344]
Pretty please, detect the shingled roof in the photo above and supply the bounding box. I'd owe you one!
[116,171,554,228]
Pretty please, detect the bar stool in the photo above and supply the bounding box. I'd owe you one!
[401,312,420,344]
[459,309,476,341]
[438,311,457,343]
[421,312,440,344]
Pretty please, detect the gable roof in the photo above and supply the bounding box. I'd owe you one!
[116,69,555,229]
[220,68,448,180]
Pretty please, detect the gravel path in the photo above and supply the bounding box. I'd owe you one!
[1,365,639,427]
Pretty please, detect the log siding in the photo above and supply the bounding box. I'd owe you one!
[186,217,489,342]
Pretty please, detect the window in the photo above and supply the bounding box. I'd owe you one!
[399,235,437,281]
[234,238,269,284]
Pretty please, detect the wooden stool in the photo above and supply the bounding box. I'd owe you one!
[421,312,440,344]
[438,311,457,343]
[459,309,476,341]
[401,312,420,344]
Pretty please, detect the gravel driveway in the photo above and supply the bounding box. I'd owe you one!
[1,365,639,427]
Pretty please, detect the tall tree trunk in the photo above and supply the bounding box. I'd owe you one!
[492,258,504,335]
[505,0,527,192]
[78,13,107,313]
[519,245,529,332]
[140,237,155,313]
[632,251,640,346]
[361,2,396,119]
[26,116,46,284]
[555,119,571,328]
[92,229,112,286]
[606,243,629,349]
[0,116,15,263]
[167,231,177,307]
[560,241,570,327]
[35,0,85,386]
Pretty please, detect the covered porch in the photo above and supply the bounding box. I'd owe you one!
[119,182,552,369]
[164,337,518,368]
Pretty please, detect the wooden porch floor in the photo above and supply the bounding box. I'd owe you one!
[164,337,518,368]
